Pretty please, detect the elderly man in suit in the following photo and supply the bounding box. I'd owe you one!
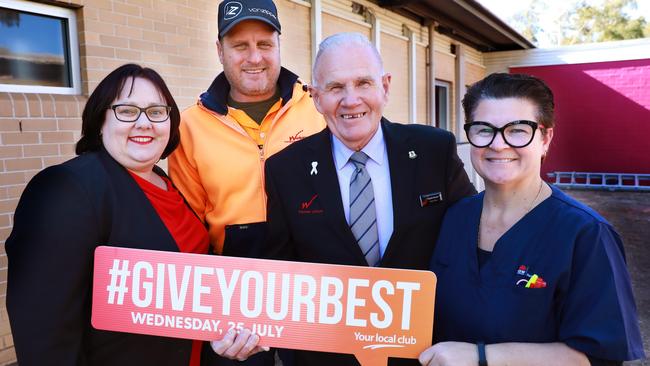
[263,33,476,365]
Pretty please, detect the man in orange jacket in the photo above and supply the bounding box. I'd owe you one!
[169,0,325,261]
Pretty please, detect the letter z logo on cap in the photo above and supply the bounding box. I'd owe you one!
[224,1,243,19]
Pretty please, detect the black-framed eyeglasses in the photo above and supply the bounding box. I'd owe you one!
[464,120,540,148]
[110,104,171,123]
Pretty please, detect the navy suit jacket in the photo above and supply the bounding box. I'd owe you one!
[6,149,198,366]
[263,118,476,365]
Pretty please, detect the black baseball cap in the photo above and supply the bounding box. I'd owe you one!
[218,0,281,38]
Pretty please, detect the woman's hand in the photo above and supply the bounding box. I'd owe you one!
[418,341,478,366]
[210,328,270,361]
[419,341,591,366]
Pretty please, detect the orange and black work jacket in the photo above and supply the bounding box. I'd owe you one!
[168,67,325,256]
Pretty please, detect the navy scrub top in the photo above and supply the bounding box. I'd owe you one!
[430,186,645,362]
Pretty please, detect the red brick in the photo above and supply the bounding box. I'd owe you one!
[1,132,39,145]
[0,341,15,364]
[0,173,24,186]
[40,95,56,117]
[115,25,143,39]
[129,39,155,52]
[20,119,58,132]
[3,334,13,348]
[154,21,177,34]
[5,158,43,172]
[26,94,42,118]
[98,9,128,25]
[0,146,22,159]
[127,16,154,30]
[57,119,82,131]
[100,35,129,48]
[168,55,192,66]
[116,48,142,61]
[141,8,166,21]
[82,20,115,36]
[0,200,18,215]
[43,156,69,167]
[24,144,59,157]
[154,43,178,55]
[142,30,166,43]
[59,143,77,156]
[83,45,116,59]
[6,185,25,199]
[0,93,12,118]
[0,119,19,132]
[9,94,27,118]
[41,132,75,144]
[114,3,141,16]
[142,52,167,64]
[127,0,153,7]
[0,215,9,228]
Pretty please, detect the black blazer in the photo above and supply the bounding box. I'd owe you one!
[6,149,196,366]
[263,119,476,366]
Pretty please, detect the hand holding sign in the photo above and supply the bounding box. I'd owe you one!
[210,327,268,361]
[92,246,436,365]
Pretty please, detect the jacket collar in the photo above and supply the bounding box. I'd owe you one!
[199,67,301,115]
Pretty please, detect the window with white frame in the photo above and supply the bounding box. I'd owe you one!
[435,80,450,131]
[0,0,80,94]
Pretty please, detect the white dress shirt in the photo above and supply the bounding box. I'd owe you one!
[331,127,394,257]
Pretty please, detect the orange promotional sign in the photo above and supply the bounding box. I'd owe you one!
[92,246,436,365]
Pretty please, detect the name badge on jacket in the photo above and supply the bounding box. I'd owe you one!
[419,192,443,207]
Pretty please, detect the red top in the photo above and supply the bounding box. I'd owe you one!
[129,171,209,366]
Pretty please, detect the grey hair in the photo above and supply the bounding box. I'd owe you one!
[312,32,384,87]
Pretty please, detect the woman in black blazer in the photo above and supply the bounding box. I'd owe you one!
[6,64,261,366]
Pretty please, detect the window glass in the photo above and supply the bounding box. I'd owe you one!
[435,82,450,131]
[0,7,71,87]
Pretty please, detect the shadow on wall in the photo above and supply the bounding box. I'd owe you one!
[511,59,650,176]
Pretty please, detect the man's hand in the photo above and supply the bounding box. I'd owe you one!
[210,328,270,361]
[418,341,478,366]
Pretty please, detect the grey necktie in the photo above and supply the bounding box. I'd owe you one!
[349,151,380,266]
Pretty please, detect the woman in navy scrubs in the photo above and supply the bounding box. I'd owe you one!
[419,73,644,366]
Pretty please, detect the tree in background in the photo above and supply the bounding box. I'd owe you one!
[510,0,649,46]
[562,0,648,44]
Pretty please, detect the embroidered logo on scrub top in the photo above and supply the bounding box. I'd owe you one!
[515,265,547,288]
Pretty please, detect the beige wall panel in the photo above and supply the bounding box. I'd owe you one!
[435,51,455,83]
[277,0,312,82]
[466,62,486,87]
[323,0,367,24]
[322,13,371,39]
[381,34,408,123]
[434,33,453,54]
[465,47,483,66]
[416,45,428,124]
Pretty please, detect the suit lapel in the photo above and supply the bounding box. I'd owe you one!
[382,118,417,260]
[98,148,180,253]
[304,129,367,264]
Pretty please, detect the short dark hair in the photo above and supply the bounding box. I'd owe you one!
[76,63,180,159]
[462,73,555,130]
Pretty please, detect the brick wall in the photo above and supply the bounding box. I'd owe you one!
[0,0,486,363]
[0,91,84,364]
[0,0,222,362]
